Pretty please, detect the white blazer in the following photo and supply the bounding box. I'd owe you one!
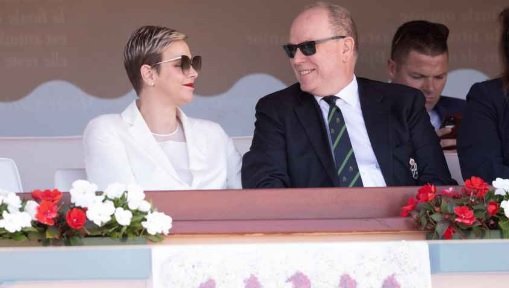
[83,101,242,191]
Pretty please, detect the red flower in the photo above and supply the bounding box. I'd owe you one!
[400,197,417,217]
[32,189,62,204]
[487,201,499,217]
[464,176,489,198]
[416,184,436,202]
[454,206,476,226]
[66,208,87,230]
[36,200,58,226]
[443,226,455,239]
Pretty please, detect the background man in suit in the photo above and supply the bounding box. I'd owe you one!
[242,2,455,188]
[387,20,465,150]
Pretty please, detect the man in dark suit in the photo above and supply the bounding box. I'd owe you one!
[387,20,465,149]
[241,2,454,188]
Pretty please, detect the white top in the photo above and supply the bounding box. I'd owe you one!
[158,140,193,186]
[83,100,242,191]
[315,76,387,187]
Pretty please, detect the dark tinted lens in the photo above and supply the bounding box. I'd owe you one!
[179,55,191,73]
[282,42,317,58]
[283,44,297,58]
[299,41,316,56]
[191,56,202,72]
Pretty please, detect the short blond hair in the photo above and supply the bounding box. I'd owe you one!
[123,25,186,94]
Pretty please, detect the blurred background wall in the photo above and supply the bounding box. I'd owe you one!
[0,0,506,136]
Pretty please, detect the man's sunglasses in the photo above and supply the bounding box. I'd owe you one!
[282,35,346,58]
[152,55,202,73]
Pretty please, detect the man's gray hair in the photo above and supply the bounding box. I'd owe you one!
[304,1,359,52]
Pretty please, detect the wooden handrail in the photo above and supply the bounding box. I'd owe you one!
[145,186,427,235]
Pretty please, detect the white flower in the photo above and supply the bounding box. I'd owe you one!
[127,184,146,210]
[4,192,22,213]
[138,200,152,213]
[127,184,145,202]
[70,180,100,208]
[105,183,126,199]
[0,189,10,204]
[142,212,172,235]
[24,200,39,220]
[86,200,115,227]
[114,207,133,226]
[493,178,509,196]
[501,200,509,218]
[0,211,32,233]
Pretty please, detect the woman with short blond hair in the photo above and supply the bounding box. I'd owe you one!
[84,25,241,191]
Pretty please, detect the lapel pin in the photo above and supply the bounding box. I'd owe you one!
[409,158,418,180]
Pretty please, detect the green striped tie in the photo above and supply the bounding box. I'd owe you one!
[323,96,363,187]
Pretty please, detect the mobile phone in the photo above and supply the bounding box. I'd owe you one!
[440,115,456,129]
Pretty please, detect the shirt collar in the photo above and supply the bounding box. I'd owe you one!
[314,76,359,108]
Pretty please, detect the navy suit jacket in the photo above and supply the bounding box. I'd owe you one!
[242,77,455,188]
[433,96,466,125]
[458,78,509,182]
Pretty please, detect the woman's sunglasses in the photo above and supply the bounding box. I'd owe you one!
[152,55,202,74]
[282,35,346,58]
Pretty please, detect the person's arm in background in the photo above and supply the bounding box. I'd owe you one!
[458,81,509,181]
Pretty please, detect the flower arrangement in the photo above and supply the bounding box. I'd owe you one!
[0,180,172,245]
[401,176,509,239]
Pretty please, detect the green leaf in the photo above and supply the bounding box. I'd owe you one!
[45,226,60,239]
[472,203,485,211]
[474,210,486,221]
[483,230,503,239]
[430,213,444,222]
[145,234,164,242]
[420,217,428,229]
[470,226,483,238]
[68,236,84,246]
[12,233,28,241]
[131,214,145,223]
[499,219,509,239]
[120,225,130,237]
[435,221,449,238]
[440,199,451,214]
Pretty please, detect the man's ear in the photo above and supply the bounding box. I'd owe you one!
[140,64,156,87]
[341,37,355,62]
[387,59,398,80]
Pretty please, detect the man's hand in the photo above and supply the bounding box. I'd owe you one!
[436,127,456,149]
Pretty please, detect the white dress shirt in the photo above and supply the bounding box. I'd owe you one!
[429,110,441,130]
[314,77,387,187]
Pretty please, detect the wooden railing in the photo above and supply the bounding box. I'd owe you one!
[145,186,423,235]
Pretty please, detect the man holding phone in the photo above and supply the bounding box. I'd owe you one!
[387,20,465,149]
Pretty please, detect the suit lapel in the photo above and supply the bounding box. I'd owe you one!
[294,91,339,186]
[358,79,394,185]
[121,101,186,186]
[178,109,207,187]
